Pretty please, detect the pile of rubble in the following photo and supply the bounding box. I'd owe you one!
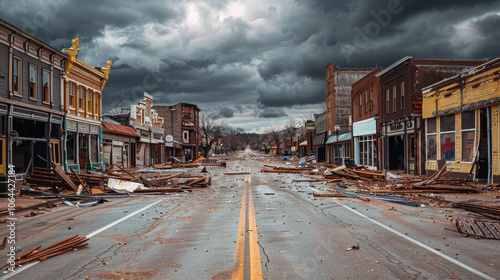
[23,162,212,197]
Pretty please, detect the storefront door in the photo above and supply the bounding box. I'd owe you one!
[0,138,5,174]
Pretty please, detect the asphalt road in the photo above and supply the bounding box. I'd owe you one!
[1,149,499,279]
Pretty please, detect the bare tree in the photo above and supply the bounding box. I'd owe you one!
[266,126,284,156]
[199,113,227,157]
[282,118,301,155]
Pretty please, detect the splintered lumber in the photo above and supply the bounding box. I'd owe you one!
[70,168,91,194]
[51,162,79,191]
[330,170,370,181]
[348,169,386,180]
[260,169,303,174]
[413,164,448,187]
[2,235,88,269]
[223,172,251,175]
[453,202,500,219]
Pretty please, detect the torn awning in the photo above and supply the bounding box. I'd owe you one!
[313,133,326,146]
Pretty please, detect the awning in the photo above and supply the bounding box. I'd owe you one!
[139,137,162,144]
[353,117,377,137]
[165,140,183,149]
[313,133,326,146]
[102,120,139,137]
[326,132,352,144]
[299,141,307,146]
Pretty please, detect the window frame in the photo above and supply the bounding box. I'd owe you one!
[369,88,373,111]
[29,64,37,100]
[42,69,50,104]
[439,114,456,162]
[392,85,397,112]
[359,94,362,116]
[461,110,476,163]
[401,82,405,109]
[87,89,92,114]
[364,90,368,112]
[426,118,437,161]
[78,86,84,110]
[68,82,75,108]
[13,57,22,96]
[386,88,390,114]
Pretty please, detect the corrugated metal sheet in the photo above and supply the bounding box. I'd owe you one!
[102,120,139,137]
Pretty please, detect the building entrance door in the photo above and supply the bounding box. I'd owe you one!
[477,108,492,182]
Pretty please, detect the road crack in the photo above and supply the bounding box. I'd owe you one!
[257,241,270,272]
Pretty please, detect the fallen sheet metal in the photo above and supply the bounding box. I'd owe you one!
[107,178,146,193]
[454,217,500,240]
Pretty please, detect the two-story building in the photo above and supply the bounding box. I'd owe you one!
[376,57,484,175]
[351,67,383,170]
[0,18,66,181]
[422,58,500,184]
[129,93,164,166]
[154,102,200,162]
[62,38,111,172]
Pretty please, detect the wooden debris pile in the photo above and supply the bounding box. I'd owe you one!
[24,162,212,195]
[2,235,88,270]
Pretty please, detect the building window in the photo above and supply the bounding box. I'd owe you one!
[359,135,376,167]
[13,57,22,95]
[78,87,83,110]
[401,82,405,109]
[392,85,397,112]
[440,114,455,161]
[183,131,189,143]
[461,110,475,162]
[369,88,373,111]
[426,118,437,160]
[364,90,368,112]
[69,82,74,107]
[29,65,37,99]
[94,93,99,116]
[386,89,390,114]
[87,89,92,113]
[43,70,50,103]
[359,95,362,116]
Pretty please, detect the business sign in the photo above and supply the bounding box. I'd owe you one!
[305,120,316,130]
[166,135,173,142]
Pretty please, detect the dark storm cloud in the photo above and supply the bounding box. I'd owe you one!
[1,0,499,132]
[217,107,235,119]
[258,108,288,119]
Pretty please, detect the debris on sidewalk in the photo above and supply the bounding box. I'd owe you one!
[345,244,360,251]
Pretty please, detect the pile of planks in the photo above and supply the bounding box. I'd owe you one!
[453,202,500,220]
[25,162,211,195]
[324,166,386,182]
[261,165,314,174]
[2,235,88,269]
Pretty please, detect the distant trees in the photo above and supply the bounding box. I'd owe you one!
[199,113,226,157]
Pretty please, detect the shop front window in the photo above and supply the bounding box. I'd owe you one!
[66,132,76,163]
[426,118,437,160]
[461,110,475,162]
[440,114,455,161]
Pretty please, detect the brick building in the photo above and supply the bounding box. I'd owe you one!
[325,64,373,164]
[423,58,500,183]
[376,56,484,175]
[0,18,66,181]
[154,102,200,162]
[351,67,383,170]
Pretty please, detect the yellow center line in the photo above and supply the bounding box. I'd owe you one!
[232,175,247,279]
[232,170,263,280]
[247,174,263,280]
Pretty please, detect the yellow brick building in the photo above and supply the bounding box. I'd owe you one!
[422,58,500,183]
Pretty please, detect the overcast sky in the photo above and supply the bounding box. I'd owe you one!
[1,0,499,133]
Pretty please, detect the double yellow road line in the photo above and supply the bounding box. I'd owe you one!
[232,172,263,280]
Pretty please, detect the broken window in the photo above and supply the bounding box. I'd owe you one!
[440,114,456,161]
[427,118,437,160]
[66,132,76,163]
[461,110,476,162]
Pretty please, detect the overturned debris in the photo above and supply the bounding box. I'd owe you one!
[454,217,500,240]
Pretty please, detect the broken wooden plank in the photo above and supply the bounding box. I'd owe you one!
[70,168,91,194]
[51,162,79,192]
